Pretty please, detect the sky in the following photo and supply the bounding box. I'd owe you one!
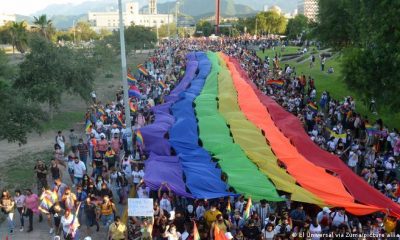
[2,0,87,15]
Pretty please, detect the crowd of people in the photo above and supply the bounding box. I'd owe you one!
[1,37,400,240]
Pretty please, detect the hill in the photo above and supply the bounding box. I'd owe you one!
[233,0,297,12]
[156,0,255,17]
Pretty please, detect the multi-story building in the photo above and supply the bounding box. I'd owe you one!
[88,1,173,32]
[0,13,16,26]
[297,0,318,21]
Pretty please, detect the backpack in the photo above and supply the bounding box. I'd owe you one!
[320,213,330,227]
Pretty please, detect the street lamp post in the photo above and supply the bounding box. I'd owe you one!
[73,20,76,43]
[117,0,132,147]
[176,0,179,38]
[167,3,170,38]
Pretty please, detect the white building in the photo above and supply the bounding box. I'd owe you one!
[298,0,318,21]
[0,14,16,26]
[88,1,173,31]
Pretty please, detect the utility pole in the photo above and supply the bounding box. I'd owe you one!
[255,17,257,36]
[73,20,76,43]
[156,22,159,46]
[215,0,220,35]
[175,0,179,38]
[117,0,132,148]
[167,3,170,38]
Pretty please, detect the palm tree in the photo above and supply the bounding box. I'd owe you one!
[33,14,54,39]
[9,21,28,54]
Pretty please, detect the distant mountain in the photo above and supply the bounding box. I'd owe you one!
[156,0,255,17]
[51,15,88,30]
[16,15,33,24]
[17,14,87,30]
[233,0,297,12]
[33,0,173,17]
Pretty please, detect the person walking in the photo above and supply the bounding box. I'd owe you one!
[34,160,48,194]
[39,185,58,234]
[56,130,66,154]
[99,195,117,228]
[108,216,127,240]
[84,196,99,235]
[60,209,78,240]
[23,189,40,232]
[77,138,89,167]
[50,159,62,181]
[1,190,16,234]
[69,129,79,154]
[72,156,87,187]
[14,189,25,232]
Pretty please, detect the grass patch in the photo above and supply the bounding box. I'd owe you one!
[257,46,302,58]
[42,111,84,132]
[257,49,400,129]
[0,150,53,191]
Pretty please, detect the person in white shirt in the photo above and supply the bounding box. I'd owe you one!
[158,183,172,213]
[72,157,86,187]
[131,165,144,186]
[235,197,245,214]
[136,183,150,199]
[195,201,206,220]
[309,218,322,240]
[348,151,358,172]
[262,224,275,240]
[110,125,120,137]
[330,208,349,229]
[60,210,75,239]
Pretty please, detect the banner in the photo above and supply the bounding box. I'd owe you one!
[128,198,154,217]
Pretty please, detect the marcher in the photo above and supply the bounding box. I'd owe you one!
[1,190,16,234]
[14,189,25,232]
[108,216,127,240]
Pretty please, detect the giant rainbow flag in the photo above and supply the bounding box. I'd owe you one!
[141,51,400,218]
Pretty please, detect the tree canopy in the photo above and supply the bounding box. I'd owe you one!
[33,14,55,40]
[14,36,95,116]
[285,14,309,40]
[256,10,287,35]
[0,50,44,144]
[316,0,400,109]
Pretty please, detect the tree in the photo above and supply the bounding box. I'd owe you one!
[56,30,73,42]
[341,0,400,109]
[315,0,360,49]
[73,21,98,42]
[14,36,95,119]
[105,24,156,52]
[158,23,176,38]
[98,28,112,40]
[285,14,309,40]
[256,10,287,35]
[194,20,213,37]
[9,21,29,54]
[316,0,400,109]
[33,14,55,40]
[0,50,44,144]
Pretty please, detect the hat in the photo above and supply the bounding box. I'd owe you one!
[322,207,331,213]
[225,232,234,240]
